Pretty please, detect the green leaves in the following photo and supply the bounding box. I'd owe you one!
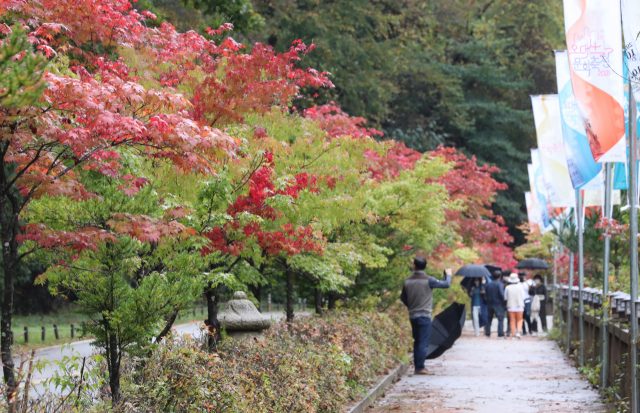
[0,26,48,108]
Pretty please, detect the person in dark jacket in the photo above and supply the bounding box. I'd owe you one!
[484,270,506,339]
[468,277,486,336]
[519,271,534,335]
[400,257,452,375]
[530,274,548,334]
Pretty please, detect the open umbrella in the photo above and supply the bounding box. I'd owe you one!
[457,265,491,292]
[515,258,550,270]
[455,264,491,278]
[484,265,502,276]
[426,302,466,359]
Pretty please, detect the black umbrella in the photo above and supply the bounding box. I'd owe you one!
[457,265,490,292]
[515,258,550,270]
[455,264,491,278]
[426,302,466,359]
[484,265,502,276]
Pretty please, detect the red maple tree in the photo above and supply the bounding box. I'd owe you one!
[0,0,335,389]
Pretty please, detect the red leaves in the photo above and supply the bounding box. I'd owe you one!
[18,224,117,253]
[364,141,422,181]
[106,213,192,243]
[475,244,517,270]
[191,42,333,126]
[303,102,382,140]
[429,145,512,246]
[203,158,323,258]
[595,217,629,241]
[205,23,234,37]
[117,176,149,196]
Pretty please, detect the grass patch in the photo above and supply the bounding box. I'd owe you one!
[10,302,299,350]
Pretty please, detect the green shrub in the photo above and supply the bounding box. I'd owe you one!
[120,308,411,412]
[2,308,411,412]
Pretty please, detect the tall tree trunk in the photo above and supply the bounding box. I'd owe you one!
[286,267,294,323]
[205,285,220,352]
[1,260,16,392]
[328,292,336,311]
[249,284,262,312]
[1,191,20,393]
[315,286,322,315]
[107,331,121,406]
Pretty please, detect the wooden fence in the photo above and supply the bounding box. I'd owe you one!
[555,295,633,401]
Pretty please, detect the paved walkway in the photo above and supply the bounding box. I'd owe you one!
[371,331,606,413]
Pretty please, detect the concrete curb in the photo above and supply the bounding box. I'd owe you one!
[347,355,413,413]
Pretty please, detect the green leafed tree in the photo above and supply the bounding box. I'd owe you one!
[29,168,207,404]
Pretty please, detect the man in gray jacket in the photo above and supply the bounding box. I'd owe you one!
[400,257,452,374]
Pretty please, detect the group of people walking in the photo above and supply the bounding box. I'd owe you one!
[469,270,547,339]
[400,257,551,376]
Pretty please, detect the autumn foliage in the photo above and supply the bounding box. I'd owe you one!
[0,0,514,405]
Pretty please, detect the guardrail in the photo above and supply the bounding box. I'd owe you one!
[554,285,634,402]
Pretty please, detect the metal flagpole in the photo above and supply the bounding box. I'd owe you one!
[577,189,585,366]
[566,248,574,355]
[553,246,557,316]
[557,213,565,329]
[601,162,612,393]
[629,83,639,413]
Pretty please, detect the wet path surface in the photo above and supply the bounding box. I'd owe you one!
[370,332,606,413]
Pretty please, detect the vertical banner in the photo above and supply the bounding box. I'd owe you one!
[527,165,544,231]
[584,190,621,207]
[525,192,541,233]
[621,0,640,98]
[614,53,640,189]
[555,50,602,189]
[531,150,552,230]
[563,0,626,162]
[531,94,577,207]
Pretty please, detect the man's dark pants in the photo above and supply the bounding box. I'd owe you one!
[410,316,432,371]
[522,300,533,334]
[485,305,504,337]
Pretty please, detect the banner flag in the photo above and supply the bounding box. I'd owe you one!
[525,192,541,233]
[527,164,544,230]
[531,95,576,207]
[531,150,552,230]
[621,0,640,98]
[613,162,628,189]
[614,53,640,189]
[563,0,626,162]
[584,190,621,207]
[554,50,602,188]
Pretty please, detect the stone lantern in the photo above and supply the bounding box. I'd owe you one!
[218,291,272,340]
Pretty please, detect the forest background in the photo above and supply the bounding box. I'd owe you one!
[140,0,565,243]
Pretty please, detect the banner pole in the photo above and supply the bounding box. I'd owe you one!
[567,248,574,355]
[630,83,639,413]
[577,189,585,366]
[553,245,557,318]
[601,162,612,393]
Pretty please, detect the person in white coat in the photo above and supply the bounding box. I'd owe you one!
[504,273,525,340]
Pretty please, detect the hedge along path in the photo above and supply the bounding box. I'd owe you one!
[369,331,606,413]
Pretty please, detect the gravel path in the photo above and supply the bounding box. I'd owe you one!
[370,331,606,413]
